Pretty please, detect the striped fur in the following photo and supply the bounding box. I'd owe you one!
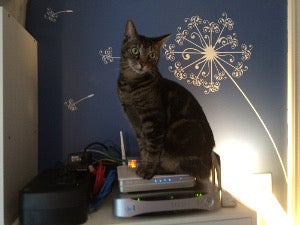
[118,20,215,179]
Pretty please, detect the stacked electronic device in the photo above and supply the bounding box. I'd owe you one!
[19,169,90,225]
[113,163,221,217]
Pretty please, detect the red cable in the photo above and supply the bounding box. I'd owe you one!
[92,162,106,196]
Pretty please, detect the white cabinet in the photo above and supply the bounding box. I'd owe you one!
[0,7,38,225]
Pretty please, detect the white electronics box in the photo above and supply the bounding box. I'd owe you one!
[117,165,196,193]
[113,182,221,217]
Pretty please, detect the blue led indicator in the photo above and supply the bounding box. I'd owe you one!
[179,177,183,181]
[168,178,172,182]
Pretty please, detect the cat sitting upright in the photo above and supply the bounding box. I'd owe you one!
[118,20,215,180]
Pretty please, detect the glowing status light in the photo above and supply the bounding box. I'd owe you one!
[194,193,203,197]
[128,159,137,169]
[153,177,174,183]
[137,197,141,202]
[170,195,175,200]
[152,177,186,184]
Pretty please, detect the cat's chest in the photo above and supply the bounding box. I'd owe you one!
[118,75,159,100]
[118,85,155,103]
[118,81,163,109]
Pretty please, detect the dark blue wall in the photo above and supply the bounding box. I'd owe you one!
[26,0,287,208]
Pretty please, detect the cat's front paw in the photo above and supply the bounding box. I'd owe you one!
[136,166,155,179]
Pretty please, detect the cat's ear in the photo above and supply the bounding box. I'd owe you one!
[157,34,171,48]
[124,19,138,41]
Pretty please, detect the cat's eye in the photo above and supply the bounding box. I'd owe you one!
[149,52,156,60]
[131,47,139,55]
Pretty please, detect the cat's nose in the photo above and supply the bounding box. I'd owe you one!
[138,63,146,71]
[136,64,143,70]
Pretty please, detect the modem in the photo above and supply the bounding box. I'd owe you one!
[113,182,221,217]
[117,165,195,193]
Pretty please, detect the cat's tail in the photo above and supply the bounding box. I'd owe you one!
[177,154,211,179]
[211,151,222,191]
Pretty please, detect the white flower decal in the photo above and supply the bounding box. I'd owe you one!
[164,13,253,94]
[64,94,95,112]
[99,47,120,64]
[44,8,74,23]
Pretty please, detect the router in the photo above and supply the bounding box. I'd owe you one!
[117,165,196,193]
[113,182,221,217]
[114,141,223,217]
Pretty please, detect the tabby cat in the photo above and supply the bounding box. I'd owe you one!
[118,20,215,180]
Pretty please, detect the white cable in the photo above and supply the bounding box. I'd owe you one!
[120,131,126,165]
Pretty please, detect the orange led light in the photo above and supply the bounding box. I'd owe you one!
[128,159,137,169]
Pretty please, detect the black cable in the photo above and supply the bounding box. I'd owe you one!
[83,142,109,152]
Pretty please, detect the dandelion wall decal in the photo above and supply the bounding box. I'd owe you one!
[164,13,253,94]
[44,8,74,23]
[164,13,287,183]
[64,94,95,112]
[99,47,120,64]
